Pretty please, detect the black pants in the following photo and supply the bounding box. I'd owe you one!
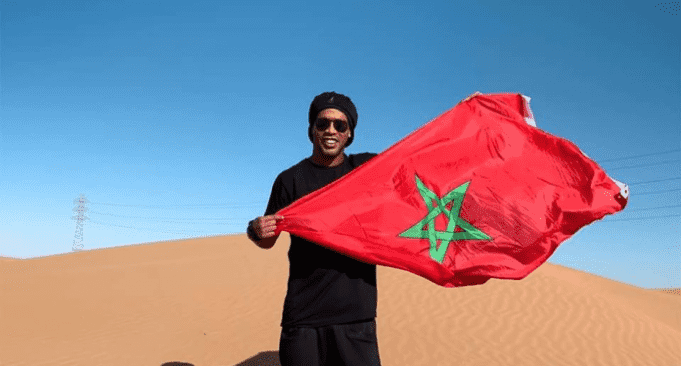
[278,319,381,366]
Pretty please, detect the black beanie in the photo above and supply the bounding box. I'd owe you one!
[308,91,357,147]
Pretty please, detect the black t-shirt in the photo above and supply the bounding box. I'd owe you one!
[264,152,378,327]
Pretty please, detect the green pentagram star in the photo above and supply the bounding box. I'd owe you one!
[399,174,491,263]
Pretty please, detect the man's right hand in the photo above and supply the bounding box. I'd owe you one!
[249,215,284,248]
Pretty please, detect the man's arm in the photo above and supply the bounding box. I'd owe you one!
[249,172,288,249]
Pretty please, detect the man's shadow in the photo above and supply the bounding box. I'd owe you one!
[234,351,281,365]
[160,350,280,366]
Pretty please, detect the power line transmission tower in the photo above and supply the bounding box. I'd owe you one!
[71,194,90,251]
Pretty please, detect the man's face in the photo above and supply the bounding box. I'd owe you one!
[312,108,352,158]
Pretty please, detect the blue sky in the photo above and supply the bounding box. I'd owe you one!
[1,0,679,289]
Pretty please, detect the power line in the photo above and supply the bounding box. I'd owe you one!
[624,204,681,212]
[85,152,681,209]
[606,159,680,171]
[627,177,681,186]
[89,220,211,235]
[597,148,681,163]
[88,184,681,220]
[600,213,681,223]
[89,210,252,221]
[90,201,681,219]
[89,203,680,229]
[634,188,681,196]
[89,202,263,209]
[87,209,681,233]
[81,149,681,229]
[105,218,246,226]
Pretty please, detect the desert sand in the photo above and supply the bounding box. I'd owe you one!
[1,233,679,366]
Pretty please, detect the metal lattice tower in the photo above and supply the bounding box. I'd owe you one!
[71,194,90,251]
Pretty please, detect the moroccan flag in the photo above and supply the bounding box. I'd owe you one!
[274,93,629,288]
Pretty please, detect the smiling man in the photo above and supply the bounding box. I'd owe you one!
[247,92,380,365]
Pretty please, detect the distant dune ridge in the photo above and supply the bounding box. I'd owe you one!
[1,234,679,366]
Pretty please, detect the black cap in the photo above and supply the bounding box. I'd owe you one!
[308,91,357,147]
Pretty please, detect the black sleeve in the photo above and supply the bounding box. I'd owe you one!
[264,173,292,216]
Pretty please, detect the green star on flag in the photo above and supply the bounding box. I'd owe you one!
[399,174,491,263]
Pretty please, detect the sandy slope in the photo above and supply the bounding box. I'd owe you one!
[1,233,679,366]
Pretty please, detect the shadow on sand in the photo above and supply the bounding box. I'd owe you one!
[159,350,279,366]
[234,350,281,365]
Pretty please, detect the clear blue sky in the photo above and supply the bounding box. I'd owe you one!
[1,0,679,289]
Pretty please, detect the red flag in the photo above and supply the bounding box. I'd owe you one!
[274,93,629,288]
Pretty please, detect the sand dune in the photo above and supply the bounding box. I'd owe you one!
[1,233,679,366]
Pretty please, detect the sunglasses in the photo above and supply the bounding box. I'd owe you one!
[314,118,348,133]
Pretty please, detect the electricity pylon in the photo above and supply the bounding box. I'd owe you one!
[71,194,90,251]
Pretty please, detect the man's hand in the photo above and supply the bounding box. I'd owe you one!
[251,215,284,239]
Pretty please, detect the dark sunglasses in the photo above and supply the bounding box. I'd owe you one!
[314,118,348,133]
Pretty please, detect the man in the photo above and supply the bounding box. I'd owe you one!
[247,92,380,366]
